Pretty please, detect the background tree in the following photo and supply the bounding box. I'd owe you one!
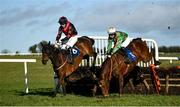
[1,49,11,53]
[37,40,48,52]
[28,44,38,53]
[28,40,48,53]
[159,46,180,53]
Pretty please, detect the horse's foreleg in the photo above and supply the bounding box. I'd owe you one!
[119,75,124,96]
[104,80,110,97]
[52,79,61,97]
[60,78,66,95]
[52,72,61,97]
[60,72,67,96]
[61,80,66,96]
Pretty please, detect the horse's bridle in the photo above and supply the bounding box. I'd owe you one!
[43,49,68,71]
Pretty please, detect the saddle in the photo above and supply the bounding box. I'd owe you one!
[60,38,80,64]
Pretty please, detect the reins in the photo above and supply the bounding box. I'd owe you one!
[56,56,68,70]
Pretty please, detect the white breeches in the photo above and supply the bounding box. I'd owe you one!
[66,36,78,47]
[61,36,78,49]
[121,37,131,47]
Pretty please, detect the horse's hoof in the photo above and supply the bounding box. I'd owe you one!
[104,94,109,98]
[52,92,57,98]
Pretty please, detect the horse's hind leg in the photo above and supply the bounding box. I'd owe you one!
[129,79,135,93]
[92,52,97,66]
[92,84,97,97]
[142,79,150,95]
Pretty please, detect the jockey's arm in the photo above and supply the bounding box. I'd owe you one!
[56,26,63,42]
[112,33,125,54]
[107,39,114,54]
[69,23,78,35]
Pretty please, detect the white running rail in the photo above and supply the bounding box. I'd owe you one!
[159,57,179,63]
[0,59,36,93]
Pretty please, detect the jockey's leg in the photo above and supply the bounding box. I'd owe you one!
[112,42,122,54]
[120,47,131,64]
[66,36,78,47]
[65,36,78,64]
[67,48,74,64]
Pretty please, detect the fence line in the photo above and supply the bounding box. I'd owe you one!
[159,56,180,63]
[0,36,159,67]
[80,36,159,67]
[0,59,36,93]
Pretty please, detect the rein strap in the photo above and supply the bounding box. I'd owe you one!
[56,57,68,70]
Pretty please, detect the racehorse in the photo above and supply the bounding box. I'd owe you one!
[99,38,152,97]
[41,36,97,96]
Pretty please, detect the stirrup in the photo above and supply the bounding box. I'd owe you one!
[68,57,74,64]
[67,51,74,64]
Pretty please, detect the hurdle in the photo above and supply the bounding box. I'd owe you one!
[0,59,36,93]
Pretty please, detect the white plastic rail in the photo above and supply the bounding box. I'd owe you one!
[0,59,36,93]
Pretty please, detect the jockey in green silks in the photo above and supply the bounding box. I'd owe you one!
[107,27,128,55]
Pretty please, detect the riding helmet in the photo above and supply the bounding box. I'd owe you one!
[107,27,116,34]
[58,16,68,25]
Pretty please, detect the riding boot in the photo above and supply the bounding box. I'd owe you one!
[121,47,132,64]
[124,57,131,64]
[67,47,74,64]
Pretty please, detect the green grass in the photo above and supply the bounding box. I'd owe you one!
[0,54,180,106]
[159,52,180,67]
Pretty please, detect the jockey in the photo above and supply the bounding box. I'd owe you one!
[107,27,137,63]
[107,27,128,55]
[55,16,78,63]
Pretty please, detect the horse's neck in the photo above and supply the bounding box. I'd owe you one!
[58,51,67,63]
[127,42,144,62]
[49,53,59,66]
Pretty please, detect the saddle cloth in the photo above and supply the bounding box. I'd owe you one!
[122,47,137,62]
[71,47,80,57]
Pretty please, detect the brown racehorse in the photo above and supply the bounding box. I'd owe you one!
[41,36,97,96]
[99,38,152,97]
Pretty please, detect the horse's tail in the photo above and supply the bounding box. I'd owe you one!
[82,36,95,45]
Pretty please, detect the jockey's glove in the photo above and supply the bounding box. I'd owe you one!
[107,55,111,58]
[54,41,60,48]
[61,44,70,50]
[107,48,113,55]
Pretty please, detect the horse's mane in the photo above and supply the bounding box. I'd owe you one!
[127,38,143,48]
[132,38,142,42]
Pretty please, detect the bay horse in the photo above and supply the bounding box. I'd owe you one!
[41,36,97,96]
[99,38,152,97]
